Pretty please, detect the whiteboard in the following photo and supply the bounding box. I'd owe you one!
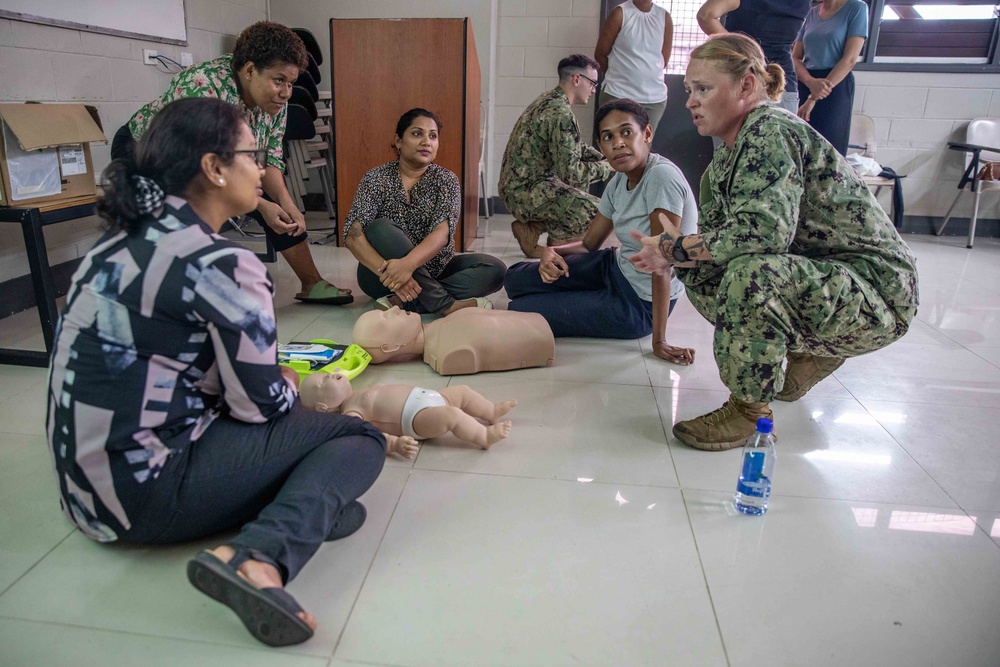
[0,0,187,45]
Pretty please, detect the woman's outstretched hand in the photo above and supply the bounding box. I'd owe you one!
[628,230,673,274]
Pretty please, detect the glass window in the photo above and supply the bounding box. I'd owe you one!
[873,2,999,64]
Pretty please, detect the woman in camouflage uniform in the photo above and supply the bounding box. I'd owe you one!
[629,33,919,451]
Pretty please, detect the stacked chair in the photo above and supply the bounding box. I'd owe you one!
[283,28,337,234]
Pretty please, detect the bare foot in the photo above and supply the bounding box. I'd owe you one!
[490,399,518,423]
[385,434,420,459]
[209,546,317,631]
[481,420,512,449]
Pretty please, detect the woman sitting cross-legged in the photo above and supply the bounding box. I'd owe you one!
[46,98,385,647]
[343,108,506,314]
[503,99,697,365]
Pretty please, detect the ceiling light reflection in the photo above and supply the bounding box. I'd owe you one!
[888,511,976,535]
[991,519,1000,538]
[852,507,879,527]
[615,490,629,506]
[833,410,907,426]
[647,503,656,510]
[853,508,981,535]
[577,478,594,483]
[804,450,892,465]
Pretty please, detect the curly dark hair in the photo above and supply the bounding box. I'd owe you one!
[596,98,650,134]
[232,21,308,73]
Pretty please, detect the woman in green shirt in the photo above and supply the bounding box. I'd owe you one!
[111,21,352,305]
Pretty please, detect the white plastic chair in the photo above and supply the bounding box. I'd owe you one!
[937,117,1000,248]
[848,113,896,220]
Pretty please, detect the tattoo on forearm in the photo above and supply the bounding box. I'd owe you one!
[658,233,674,260]
[347,224,362,239]
[687,238,708,260]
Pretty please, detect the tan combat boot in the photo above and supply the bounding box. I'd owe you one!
[672,397,773,451]
[511,220,545,258]
[775,352,846,402]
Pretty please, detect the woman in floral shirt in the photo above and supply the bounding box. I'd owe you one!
[110,21,353,305]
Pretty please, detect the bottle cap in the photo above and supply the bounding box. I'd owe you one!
[756,417,773,433]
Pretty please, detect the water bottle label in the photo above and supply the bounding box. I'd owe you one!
[741,450,765,479]
[736,476,770,497]
[737,451,769,498]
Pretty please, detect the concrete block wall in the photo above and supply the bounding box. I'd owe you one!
[492,0,601,196]
[0,0,267,284]
[853,70,1000,221]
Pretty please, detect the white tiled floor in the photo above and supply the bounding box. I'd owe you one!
[2,215,1000,666]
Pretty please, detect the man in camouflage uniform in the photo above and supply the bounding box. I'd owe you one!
[499,54,612,257]
[638,105,919,450]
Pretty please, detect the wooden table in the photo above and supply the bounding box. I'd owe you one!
[0,201,96,367]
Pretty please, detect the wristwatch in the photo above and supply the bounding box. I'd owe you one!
[671,236,689,263]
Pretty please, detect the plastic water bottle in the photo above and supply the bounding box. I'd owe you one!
[733,417,776,515]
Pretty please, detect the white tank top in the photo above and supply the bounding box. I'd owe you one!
[603,1,668,104]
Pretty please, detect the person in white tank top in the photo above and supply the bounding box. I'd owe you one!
[595,0,673,134]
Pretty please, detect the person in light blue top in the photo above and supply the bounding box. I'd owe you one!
[792,0,868,154]
[504,98,698,365]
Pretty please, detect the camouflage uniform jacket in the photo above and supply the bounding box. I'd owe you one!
[678,105,919,313]
[498,87,611,209]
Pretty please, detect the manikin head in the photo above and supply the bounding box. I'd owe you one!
[353,306,424,363]
[299,372,353,412]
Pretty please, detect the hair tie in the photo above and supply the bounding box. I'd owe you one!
[131,175,165,215]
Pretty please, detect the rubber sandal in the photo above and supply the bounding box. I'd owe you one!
[294,280,354,305]
[187,549,314,647]
[326,501,367,541]
[475,297,494,309]
[373,296,394,311]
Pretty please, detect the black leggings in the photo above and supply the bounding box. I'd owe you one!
[356,218,506,314]
[110,124,307,253]
[118,405,385,583]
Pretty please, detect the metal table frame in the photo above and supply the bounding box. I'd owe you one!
[0,202,96,367]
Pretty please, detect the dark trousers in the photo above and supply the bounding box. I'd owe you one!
[110,124,307,253]
[798,69,855,156]
[504,248,674,339]
[118,405,385,584]
[356,218,506,314]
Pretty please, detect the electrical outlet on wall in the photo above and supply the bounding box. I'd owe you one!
[180,52,193,67]
[142,49,158,65]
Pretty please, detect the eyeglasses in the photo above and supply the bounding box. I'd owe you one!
[578,73,599,90]
[229,148,268,168]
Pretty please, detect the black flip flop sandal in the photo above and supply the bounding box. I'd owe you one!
[187,549,314,647]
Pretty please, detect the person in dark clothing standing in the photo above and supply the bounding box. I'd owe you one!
[697,0,811,115]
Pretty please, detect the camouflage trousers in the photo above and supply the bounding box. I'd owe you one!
[506,176,600,243]
[683,254,916,402]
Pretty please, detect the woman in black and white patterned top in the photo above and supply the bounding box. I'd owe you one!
[344,108,506,315]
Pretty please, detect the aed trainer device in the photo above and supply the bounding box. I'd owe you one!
[278,339,371,380]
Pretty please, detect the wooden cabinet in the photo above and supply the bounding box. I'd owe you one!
[329,18,481,249]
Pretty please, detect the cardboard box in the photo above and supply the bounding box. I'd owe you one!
[0,103,107,209]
